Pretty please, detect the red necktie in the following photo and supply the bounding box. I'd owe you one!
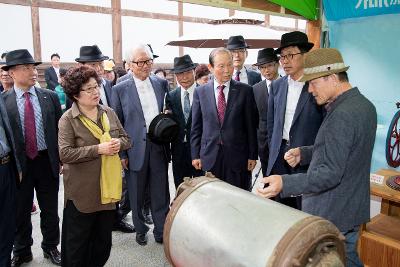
[217,85,226,125]
[24,92,38,159]
[234,71,240,81]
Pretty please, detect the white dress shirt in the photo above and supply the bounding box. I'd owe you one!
[213,79,230,105]
[282,76,304,140]
[99,79,109,106]
[266,79,273,94]
[53,66,60,78]
[133,76,159,132]
[232,66,248,84]
[180,83,195,111]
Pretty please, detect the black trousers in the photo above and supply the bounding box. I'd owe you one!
[115,174,130,222]
[0,160,16,267]
[13,151,60,256]
[270,140,301,210]
[172,142,204,189]
[128,140,170,239]
[210,146,251,191]
[61,200,114,267]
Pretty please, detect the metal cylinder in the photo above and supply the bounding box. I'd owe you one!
[164,176,345,267]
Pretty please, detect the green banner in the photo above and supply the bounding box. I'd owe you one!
[268,0,318,20]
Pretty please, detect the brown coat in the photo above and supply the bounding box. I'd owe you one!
[58,103,131,213]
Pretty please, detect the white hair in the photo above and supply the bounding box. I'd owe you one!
[125,44,153,62]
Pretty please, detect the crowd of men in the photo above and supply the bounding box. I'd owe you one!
[0,30,376,267]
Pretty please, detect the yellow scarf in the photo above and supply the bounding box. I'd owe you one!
[79,112,122,204]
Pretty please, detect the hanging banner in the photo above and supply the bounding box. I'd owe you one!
[323,0,400,21]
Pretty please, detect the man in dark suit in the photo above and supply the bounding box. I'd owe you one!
[191,47,258,190]
[167,55,204,188]
[2,49,62,266]
[0,87,21,267]
[252,48,280,176]
[44,53,64,91]
[75,45,135,233]
[259,48,376,267]
[266,31,324,210]
[226,35,261,86]
[111,44,170,246]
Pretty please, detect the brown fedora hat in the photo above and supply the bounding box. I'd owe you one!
[299,48,349,82]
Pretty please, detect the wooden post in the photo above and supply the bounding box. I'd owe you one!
[31,0,42,61]
[111,0,122,63]
[306,19,321,49]
[178,1,184,57]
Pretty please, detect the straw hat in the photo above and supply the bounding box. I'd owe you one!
[103,60,115,71]
[299,48,349,82]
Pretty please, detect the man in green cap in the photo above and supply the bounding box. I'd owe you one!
[257,48,377,267]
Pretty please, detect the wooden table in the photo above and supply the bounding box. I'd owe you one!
[359,169,400,267]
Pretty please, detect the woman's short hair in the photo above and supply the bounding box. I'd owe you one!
[195,64,210,80]
[62,65,101,102]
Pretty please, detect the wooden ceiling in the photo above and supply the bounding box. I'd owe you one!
[175,0,302,19]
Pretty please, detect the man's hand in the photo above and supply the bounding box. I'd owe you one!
[284,148,301,168]
[121,159,129,170]
[247,160,256,171]
[256,175,283,198]
[192,159,202,170]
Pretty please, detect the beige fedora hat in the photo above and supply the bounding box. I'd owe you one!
[299,48,349,82]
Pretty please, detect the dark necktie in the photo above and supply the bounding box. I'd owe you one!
[217,85,226,125]
[183,90,190,122]
[234,71,241,81]
[24,92,38,159]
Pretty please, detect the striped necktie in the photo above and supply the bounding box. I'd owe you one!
[24,92,38,159]
[217,85,226,125]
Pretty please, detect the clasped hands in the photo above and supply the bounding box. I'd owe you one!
[256,148,301,198]
[192,159,257,171]
[98,138,121,156]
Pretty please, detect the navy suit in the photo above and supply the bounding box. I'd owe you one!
[167,87,204,188]
[0,95,21,266]
[44,67,63,91]
[111,76,170,238]
[191,79,258,190]
[252,79,269,176]
[3,87,62,257]
[246,69,262,86]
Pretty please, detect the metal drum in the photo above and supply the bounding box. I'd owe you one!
[164,176,345,267]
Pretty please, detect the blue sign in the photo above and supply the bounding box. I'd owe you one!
[323,0,400,21]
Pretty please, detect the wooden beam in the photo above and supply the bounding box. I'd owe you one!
[306,19,321,50]
[31,0,41,61]
[111,0,122,63]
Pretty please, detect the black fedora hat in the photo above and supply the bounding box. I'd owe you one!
[171,55,198,74]
[253,48,278,66]
[226,35,250,50]
[1,49,41,71]
[148,113,179,144]
[275,31,314,54]
[75,45,109,63]
[147,44,159,59]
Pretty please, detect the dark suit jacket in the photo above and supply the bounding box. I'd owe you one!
[111,75,169,171]
[44,67,60,91]
[281,88,376,231]
[191,79,258,171]
[246,69,262,86]
[0,95,21,177]
[3,87,62,178]
[266,76,324,176]
[167,87,193,162]
[252,79,269,164]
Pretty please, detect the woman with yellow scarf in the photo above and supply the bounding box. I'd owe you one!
[58,65,131,267]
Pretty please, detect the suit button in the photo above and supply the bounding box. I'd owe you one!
[144,125,146,127]
[143,138,146,141]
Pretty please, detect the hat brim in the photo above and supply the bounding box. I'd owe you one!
[171,63,198,74]
[275,42,314,54]
[153,54,159,59]
[253,59,278,66]
[75,56,109,63]
[226,44,250,50]
[299,66,349,82]
[1,61,41,71]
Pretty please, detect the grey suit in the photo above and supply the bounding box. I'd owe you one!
[111,76,170,238]
[3,87,62,256]
[281,88,377,232]
[246,69,262,86]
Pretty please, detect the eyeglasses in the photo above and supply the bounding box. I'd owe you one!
[81,85,100,95]
[131,59,153,67]
[15,65,37,71]
[230,49,246,54]
[279,52,304,62]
